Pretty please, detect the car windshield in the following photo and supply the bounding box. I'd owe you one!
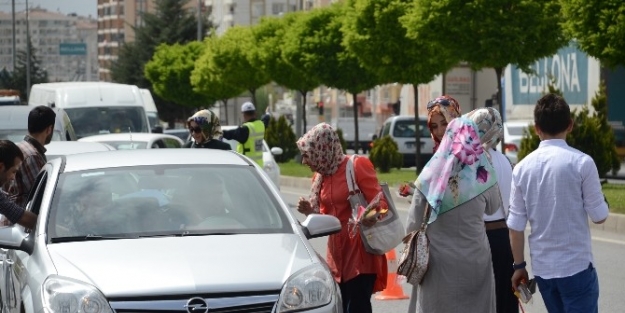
[65,107,148,139]
[0,130,62,142]
[100,141,148,150]
[393,119,431,138]
[507,126,527,136]
[48,165,290,242]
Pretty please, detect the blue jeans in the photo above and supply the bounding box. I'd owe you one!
[535,263,599,313]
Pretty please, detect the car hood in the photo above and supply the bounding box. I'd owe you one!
[47,233,316,297]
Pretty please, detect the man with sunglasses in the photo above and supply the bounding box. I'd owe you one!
[222,102,270,166]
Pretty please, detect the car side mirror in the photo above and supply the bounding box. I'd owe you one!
[270,147,283,156]
[151,126,163,133]
[300,214,341,239]
[0,226,34,254]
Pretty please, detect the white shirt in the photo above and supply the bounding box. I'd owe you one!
[484,149,512,221]
[507,139,609,279]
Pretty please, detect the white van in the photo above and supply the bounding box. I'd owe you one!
[139,88,162,132]
[378,115,434,168]
[28,82,150,139]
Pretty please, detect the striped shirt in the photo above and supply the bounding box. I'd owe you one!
[3,136,46,208]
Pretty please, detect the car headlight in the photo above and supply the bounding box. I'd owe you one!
[42,275,113,313]
[277,264,335,312]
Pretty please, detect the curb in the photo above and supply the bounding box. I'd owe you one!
[280,175,625,235]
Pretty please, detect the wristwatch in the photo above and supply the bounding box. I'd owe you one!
[513,261,527,270]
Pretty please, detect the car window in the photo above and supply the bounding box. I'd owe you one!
[0,130,62,142]
[101,141,148,150]
[47,165,289,241]
[65,107,148,139]
[380,122,391,137]
[392,120,430,138]
[163,138,182,148]
[507,126,527,136]
[614,128,624,147]
[26,171,48,215]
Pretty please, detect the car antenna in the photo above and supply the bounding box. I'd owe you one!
[128,127,132,144]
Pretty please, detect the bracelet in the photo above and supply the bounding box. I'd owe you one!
[513,261,527,270]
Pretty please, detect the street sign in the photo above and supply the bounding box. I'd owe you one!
[59,43,87,55]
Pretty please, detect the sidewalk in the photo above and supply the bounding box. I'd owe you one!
[280,175,625,235]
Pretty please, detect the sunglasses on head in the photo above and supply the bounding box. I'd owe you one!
[189,126,202,134]
[427,98,452,111]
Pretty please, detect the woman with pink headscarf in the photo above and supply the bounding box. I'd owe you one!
[296,123,387,313]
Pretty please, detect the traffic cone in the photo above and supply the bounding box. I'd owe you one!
[375,248,409,300]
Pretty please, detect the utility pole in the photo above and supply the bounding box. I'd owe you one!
[197,0,202,41]
[25,0,31,99]
[11,0,16,71]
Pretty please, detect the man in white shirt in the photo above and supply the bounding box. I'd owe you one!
[507,94,609,313]
[466,107,517,313]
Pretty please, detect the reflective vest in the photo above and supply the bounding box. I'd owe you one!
[237,120,265,167]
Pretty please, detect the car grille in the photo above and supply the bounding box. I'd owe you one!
[109,294,278,313]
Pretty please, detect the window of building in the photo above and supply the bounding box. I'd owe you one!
[272,3,285,15]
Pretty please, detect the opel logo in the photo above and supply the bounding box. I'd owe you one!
[184,297,209,313]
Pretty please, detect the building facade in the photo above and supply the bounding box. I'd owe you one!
[0,8,98,82]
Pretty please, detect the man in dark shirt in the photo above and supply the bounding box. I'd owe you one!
[0,140,38,229]
[223,103,270,166]
[3,106,56,207]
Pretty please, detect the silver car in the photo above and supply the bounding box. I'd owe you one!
[0,149,342,313]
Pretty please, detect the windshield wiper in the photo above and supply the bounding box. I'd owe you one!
[138,231,236,238]
[51,234,138,243]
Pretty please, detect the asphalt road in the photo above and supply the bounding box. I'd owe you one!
[280,186,625,313]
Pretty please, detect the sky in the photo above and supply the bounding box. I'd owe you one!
[0,0,97,18]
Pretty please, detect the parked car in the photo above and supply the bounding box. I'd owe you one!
[45,141,116,160]
[221,125,283,189]
[78,133,185,149]
[0,105,77,142]
[0,149,342,313]
[378,115,434,168]
[503,121,532,165]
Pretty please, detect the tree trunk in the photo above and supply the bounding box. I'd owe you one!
[300,90,308,132]
[495,67,504,152]
[413,84,421,174]
[250,89,257,107]
[353,93,360,155]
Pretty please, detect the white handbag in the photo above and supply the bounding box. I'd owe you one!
[346,155,405,255]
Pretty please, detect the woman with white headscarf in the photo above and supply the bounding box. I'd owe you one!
[465,107,517,313]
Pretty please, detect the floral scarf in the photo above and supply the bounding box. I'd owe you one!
[296,123,346,213]
[427,95,462,152]
[415,117,497,223]
[464,108,503,151]
[187,109,223,144]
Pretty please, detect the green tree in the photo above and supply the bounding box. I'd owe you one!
[343,0,458,171]
[283,4,380,153]
[402,0,566,151]
[111,0,210,126]
[369,136,403,173]
[253,14,321,132]
[7,38,48,101]
[560,0,625,67]
[145,42,213,108]
[201,26,270,106]
[191,36,246,125]
[265,115,298,163]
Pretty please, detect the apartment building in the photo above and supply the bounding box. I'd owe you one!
[97,0,202,81]
[0,8,98,82]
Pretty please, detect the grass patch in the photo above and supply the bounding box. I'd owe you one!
[280,161,625,214]
[279,160,418,186]
[604,183,625,214]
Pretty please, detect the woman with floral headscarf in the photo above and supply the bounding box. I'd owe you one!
[465,108,517,313]
[406,117,501,313]
[296,123,387,313]
[184,109,231,150]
